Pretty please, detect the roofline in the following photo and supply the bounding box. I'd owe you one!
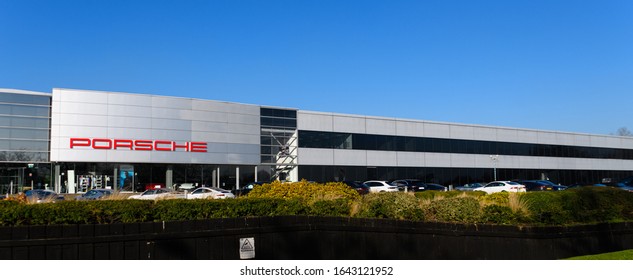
[0,88,51,97]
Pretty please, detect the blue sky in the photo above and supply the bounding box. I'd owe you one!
[1,0,632,135]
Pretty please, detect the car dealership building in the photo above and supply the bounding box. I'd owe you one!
[2,88,633,194]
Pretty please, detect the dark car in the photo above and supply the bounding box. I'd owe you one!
[515,180,566,191]
[24,189,64,203]
[342,181,371,195]
[455,183,486,191]
[232,182,267,197]
[616,177,633,192]
[75,189,113,200]
[391,179,447,192]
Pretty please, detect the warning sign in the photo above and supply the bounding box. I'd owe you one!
[239,237,255,259]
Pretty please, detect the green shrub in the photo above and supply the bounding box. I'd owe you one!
[479,192,510,206]
[247,180,360,203]
[354,193,423,221]
[309,199,352,216]
[424,197,481,223]
[562,187,633,223]
[524,192,571,225]
[481,205,517,224]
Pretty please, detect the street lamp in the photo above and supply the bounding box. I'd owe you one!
[489,155,499,181]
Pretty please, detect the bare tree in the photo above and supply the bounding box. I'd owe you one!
[615,127,633,137]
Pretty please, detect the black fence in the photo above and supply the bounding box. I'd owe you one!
[1,216,632,260]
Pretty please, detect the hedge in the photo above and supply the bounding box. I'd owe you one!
[1,186,633,226]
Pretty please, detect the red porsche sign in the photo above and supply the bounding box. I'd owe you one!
[70,138,207,152]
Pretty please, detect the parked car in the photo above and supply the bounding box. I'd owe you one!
[187,187,235,199]
[391,179,447,192]
[391,179,426,192]
[342,181,371,195]
[616,177,633,192]
[515,180,566,191]
[363,181,398,193]
[144,183,166,190]
[173,182,198,191]
[232,182,267,197]
[75,189,113,200]
[128,189,183,200]
[455,183,487,191]
[25,189,64,203]
[424,183,448,192]
[473,181,526,194]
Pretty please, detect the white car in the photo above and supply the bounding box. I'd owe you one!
[128,189,184,200]
[363,180,399,193]
[473,181,526,194]
[186,187,235,199]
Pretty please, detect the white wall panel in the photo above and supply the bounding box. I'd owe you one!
[332,115,366,134]
[496,128,519,143]
[226,103,260,115]
[107,104,151,118]
[450,154,476,168]
[297,112,333,131]
[59,102,108,115]
[396,121,424,137]
[191,121,228,133]
[556,133,576,146]
[151,118,192,130]
[227,123,259,135]
[107,150,152,162]
[424,153,451,167]
[449,125,474,140]
[151,96,191,109]
[192,100,228,112]
[537,132,558,145]
[107,127,152,139]
[396,152,424,167]
[59,89,108,103]
[108,116,152,129]
[366,118,396,135]
[228,114,259,125]
[191,131,228,143]
[334,149,367,166]
[516,130,539,144]
[151,130,192,141]
[424,123,450,138]
[367,151,397,166]
[226,144,260,154]
[151,108,194,120]
[59,114,108,127]
[297,148,334,165]
[58,126,108,138]
[472,127,497,141]
[192,111,228,123]
[107,93,152,106]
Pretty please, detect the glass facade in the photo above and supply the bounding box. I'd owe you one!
[0,91,52,193]
[299,130,633,160]
[260,107,298,181]
[298,165,633,187]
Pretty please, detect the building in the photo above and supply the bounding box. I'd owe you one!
[1,88,633,194]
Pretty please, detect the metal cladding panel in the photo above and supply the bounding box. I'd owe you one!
[449,125,475,140]
[472,126,497,141]
[396,152,424,167]
[333,149,367,166]
[424,153,452,168]
[449,154,476,168]
[424,123,450,138]
[332,115,366,134]
[297,112,333,132]
[51,89,261,165]
[297,148,334,165]
[366,151,397,166]
[365,118,396,135]
[537,132,558,145]
[495,128,520,143]
[396,121,424,137]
